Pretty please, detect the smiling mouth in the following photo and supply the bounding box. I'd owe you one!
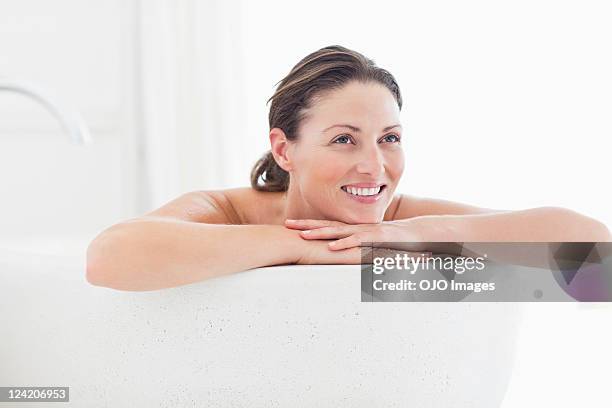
[340,184,387,197]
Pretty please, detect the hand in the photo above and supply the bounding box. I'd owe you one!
[295,239,363,265]
[285,218,427,251]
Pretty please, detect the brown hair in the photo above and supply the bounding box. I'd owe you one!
[250,45,403,192]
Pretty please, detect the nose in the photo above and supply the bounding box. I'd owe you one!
[355,143,385,177]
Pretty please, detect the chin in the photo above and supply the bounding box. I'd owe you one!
[340,212,382,225]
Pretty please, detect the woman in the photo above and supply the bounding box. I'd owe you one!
[86,45,610,291]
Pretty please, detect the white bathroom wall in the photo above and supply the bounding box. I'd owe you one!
[136,0,249,209]
[0,0,142,240]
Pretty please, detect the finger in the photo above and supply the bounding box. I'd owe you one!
[299,226,354,240]
[328,234,363,250]
[285,219,344,230]
[337,246,363,264]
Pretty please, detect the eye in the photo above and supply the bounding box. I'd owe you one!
[381,133,401,143]
[333,134,354,144]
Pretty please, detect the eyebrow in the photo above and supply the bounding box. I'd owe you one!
[323,124,402,133]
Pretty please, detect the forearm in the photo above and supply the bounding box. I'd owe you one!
[86,218,303,291]
[394,207,610,269]
[410,206,611,242]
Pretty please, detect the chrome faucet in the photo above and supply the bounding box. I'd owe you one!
[0,78,92,145]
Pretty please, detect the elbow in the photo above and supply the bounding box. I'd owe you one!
[85,230,140,291]
[593,221,612,242]
[85,223,170,292]
[86,260,109,288]
[85,251,99,286]
[544,206,611,242]
[86,233,118,289]
[86,249,114,289]
[86,244,141,291]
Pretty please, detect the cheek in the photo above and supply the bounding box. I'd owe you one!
[387,150,405,178]
[305,158,347,187]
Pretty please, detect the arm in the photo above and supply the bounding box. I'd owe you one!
[86,218,304,291]
[86,191,360,291]
[285,199,610,269]
[398,207,611,269]
[408,206,611,242]
[392,194,610,241]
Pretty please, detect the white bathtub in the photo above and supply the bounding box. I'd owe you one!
[0,243,524,407]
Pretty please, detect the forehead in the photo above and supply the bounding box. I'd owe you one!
[304,81,400,128]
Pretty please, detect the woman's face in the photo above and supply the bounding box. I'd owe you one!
[284,80,405,224]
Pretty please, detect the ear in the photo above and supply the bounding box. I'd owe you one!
[269,128,294,172]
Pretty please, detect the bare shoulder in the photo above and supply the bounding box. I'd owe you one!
[141,187,284,225]
[221,187,286,225]
[391,193,506,220]
[142,189,242,224]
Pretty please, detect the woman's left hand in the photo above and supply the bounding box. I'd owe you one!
[284,218,422,250]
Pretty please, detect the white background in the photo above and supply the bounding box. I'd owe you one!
[1,0,611,406]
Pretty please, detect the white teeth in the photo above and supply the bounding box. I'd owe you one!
[342,186,382,196]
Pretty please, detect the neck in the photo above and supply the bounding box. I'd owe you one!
[282,184,324,221]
